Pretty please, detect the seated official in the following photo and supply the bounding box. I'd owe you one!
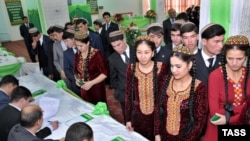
[0,75,19,110]
[65,122,94,141]
[7,105,64,141]
[0,86,58,141]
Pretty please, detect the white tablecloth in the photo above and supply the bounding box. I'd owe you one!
[18,73,149,141]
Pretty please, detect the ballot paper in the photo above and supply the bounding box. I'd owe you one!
[39,97,60,120]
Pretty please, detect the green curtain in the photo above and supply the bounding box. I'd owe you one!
[28,9,42,32]
[68,4,92,26]
[210,0,231,39]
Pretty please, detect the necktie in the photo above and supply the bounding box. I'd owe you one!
[106,23,109,30]
[208,58,214,72]
[123,52,129,64]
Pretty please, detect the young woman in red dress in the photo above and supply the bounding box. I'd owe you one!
[204,35,250,141]
[155,45,207,141]
[74,30,108,104]
[125,35,167,141]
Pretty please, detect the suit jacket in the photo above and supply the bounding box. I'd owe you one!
[156,46,172,68]
[47,40,60,81]
[101,22,119,57]
[34,35,50,69]
[0,90,9,111]
[0,105,20,141]
[108,46,134,103]
[89,31,104,53]
[19,22,34,40]
[8,124,56,141]
[53,41,65,73]
[195,50,221,84]
[163,18,172,45]
[0,105,52,141]
[165,42,173,51]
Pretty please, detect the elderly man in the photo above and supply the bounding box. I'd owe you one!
[7,105,63,141]
[163,8,177,45]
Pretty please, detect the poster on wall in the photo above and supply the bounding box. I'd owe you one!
[86,0,98,14]
[4,0,24,25]
[40,0,70,29]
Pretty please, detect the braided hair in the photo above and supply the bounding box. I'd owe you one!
[221,35,250,118]
[159,45,196,137]
[130,35,158,121]
[74,30,91,81]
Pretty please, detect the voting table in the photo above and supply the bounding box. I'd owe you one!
[18,73,149,141]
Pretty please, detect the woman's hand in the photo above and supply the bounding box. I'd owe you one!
[155,135,161,141]
[81,81,94,90]
[210,113,226,125]
[126,122,134,131]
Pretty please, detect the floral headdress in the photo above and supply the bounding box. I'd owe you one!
[225,35,249,46]
[173,45,193,55]
[136,35,154,42]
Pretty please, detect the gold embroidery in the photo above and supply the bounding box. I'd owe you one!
[166,76,190,135]
[134,62,162,115]
[76,48,98,80]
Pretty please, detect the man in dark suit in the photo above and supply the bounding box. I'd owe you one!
[147,23,172,70]
[0,75,18,110]
[19,16,35,62]
[75,18,104,53]
[108,30,134,119]
[62,29,80,95]
[7,105,62,141]
[29,27,51,77]
[0,86,58,141]
[163,8,176,45]
[101,11,119,59]
[195,23,225,84]
[165,22,182,51]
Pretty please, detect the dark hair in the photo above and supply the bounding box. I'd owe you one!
[130,38,158,121]
[47,26,54,35]
[109,34,124,43]
[171,23,182,32]
[10,86,32,102]
[160,49,196,137]
[22,16,28,20]
[75,19,88,26]
[62,31,74,40]
[176,12,189,22]
[0,75,19,87]
[201,24,225,39]
[51,26,64,33]
[180,23,198,36]
[20,106,43,128]
[65,122,93,141]
[93,20,102,27]
[147,26,164,36]
[102,11,111,17]
[221,39,250,106]
[64,22,74,30]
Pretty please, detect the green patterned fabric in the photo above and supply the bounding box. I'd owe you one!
[0,63,21,77]
[28,9,42,33]
[68,4,92,26]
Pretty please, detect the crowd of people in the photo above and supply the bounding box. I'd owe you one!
[0,8,250,141]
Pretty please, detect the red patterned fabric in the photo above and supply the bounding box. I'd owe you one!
[155,78,207,141]
[74,48,108,104]
[125,62,167,141]
[204,67,250,141]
